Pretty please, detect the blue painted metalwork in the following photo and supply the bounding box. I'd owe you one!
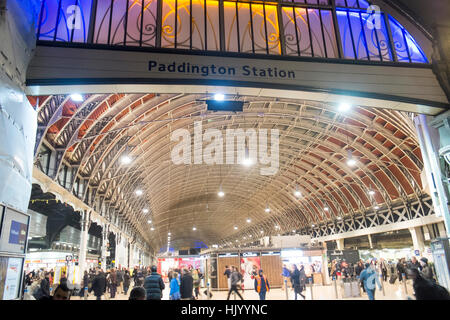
[35,0,429,64]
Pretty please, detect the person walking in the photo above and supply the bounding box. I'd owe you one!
[254,269,270,300]
[419,258,433,281]
[281,265,290,291]
[123,270,131,296]
[359,263,382,300]
[80,271,89,298]
[180,269,194,300]
[169,272,181,300]
[227,266,244,300]
[143,265,165,300]
[92,269,107,300]
[224,265,232,291]
[40,272,51,299]
[379,258,388,282]
[109,268,118,298]
[192,269,201,299]
[397,258,406,283]
[290,264,306,300]
[116,268,124,294]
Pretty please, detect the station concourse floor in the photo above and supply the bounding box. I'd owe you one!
[77,280,416,300]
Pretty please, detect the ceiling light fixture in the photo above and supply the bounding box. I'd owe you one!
[120,155,132,165]
[70,94,84,102]
[338,102,351,112]
[192,227,197,231]
[324,207,329,211]
[246,218,251,223]
[346,149,356,167]
[265,206,271,213]
[143,208,149,214]
[374,205,380,210]
[135,189,143,196]
[234,226,238,230]
[147,220,152,224]
[214,93,225,101]
[294,185,301,198]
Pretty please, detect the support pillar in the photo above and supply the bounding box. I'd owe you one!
[368,234,373,249]
[414,115,450,237]
[101,227,108,271]
[336,239,344,251]
[78,210,89,282]
[409,227,425,256]
[322,243,331,285]
[438,222,447,237]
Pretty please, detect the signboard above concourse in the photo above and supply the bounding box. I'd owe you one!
[27,47,449,116]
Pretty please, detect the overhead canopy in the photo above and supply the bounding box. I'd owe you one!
[31,93,426,250]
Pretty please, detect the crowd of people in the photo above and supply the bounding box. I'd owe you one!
[325,256,449,300]
[21,255,450,300]
[22,265,207,301]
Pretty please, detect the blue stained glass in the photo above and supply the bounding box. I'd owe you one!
[357,0,370,9]
[37,0,92,43]
[388,15,427,63]
[336,10,356,59]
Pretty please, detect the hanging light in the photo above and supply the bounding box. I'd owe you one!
[294,185,301,198]
[192,227,197,231]
[311,224,315,227]
[346,149,356,167]
[135,189,143,196]
[260,230,264,234]
[143,208,149,214]
[337,217,342,220]
[150,227,155,231]
[120,154,132,165]
[168,232,171,236]
[70,93,84,102]
[234,226,238,230]
[324,207,329,211]
[338,102,351,112]
[374,205,380,210]
[246,218,251,223]
[147,220,152,224]
[218,187,225,197]
[214,93,225,101]
[242,146,253,167]
[368,190,375,196]
[265,206,271,213]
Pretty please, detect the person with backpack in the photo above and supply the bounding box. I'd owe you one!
[360,263,382,300]
[143,265,165,300]
[227,266,244,300]
[170,272,181,300]
[35,272,50,300]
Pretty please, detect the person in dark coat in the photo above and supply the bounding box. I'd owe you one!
[91,269,107,300]
[60,271,68,287]
[407,268,450,300]
[40,273,51,298]
[81,271,89,298]
[143,265,165,300]
[290,264,306,300]
[123,270,131,295]
[180,269,194,300]
[108,268,118,298]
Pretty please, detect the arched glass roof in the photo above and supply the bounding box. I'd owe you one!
[36,0,428,64]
